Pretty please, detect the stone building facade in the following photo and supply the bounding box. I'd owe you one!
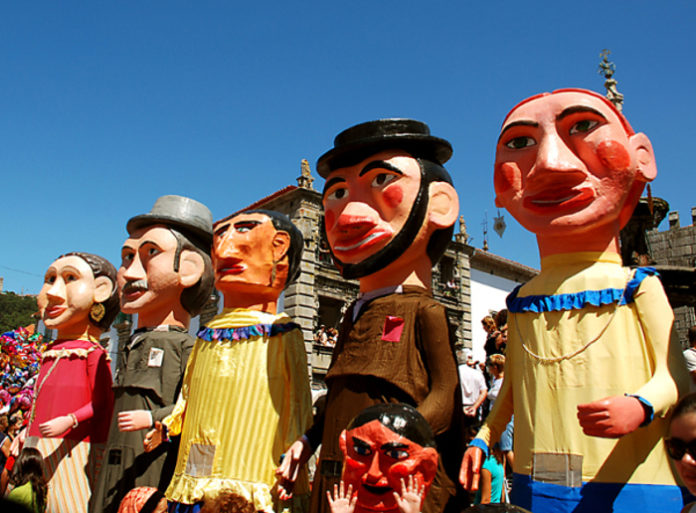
[647,207,696,346]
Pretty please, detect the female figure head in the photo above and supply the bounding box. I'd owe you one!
[667,392,696,494]
[37,252,118,340]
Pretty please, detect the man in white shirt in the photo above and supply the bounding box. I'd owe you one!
[458,355,487,423]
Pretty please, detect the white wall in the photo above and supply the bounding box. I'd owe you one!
[469,269,524,362]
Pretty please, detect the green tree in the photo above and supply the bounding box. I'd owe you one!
[0,292,38,334]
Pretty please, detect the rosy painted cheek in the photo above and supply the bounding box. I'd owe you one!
[324,210,336,232]
[388,461,417,479]
[596,140,631,172]
[494,162,520,195]
[382,185,403,209]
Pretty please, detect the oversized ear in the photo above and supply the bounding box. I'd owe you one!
[339,429,348,457]
[271,231,291,263]
[178,250,205,288]
[629,132,657,182]
[428,182,460,229]
[93,276,114,304]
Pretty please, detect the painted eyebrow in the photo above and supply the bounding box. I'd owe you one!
[352,437,372,448]
[557,105,607,122]
[381,442,409,450]
[234,220,262,229]
[498,120,539,143]
[214,222,231,236]
[359,160,404,177]
[323,176,346,195]
[139,240,163,250]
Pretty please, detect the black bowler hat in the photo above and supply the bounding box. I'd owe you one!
[127,195,214,248]
[316,118,453,178]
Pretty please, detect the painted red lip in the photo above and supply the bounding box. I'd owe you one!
[332,229,392,255]
[122,290,146,301]
[45,306,66,318]
[217,259,245,275]
[523,187,594,213]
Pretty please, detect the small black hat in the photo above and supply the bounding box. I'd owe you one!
[127,195,213,248]
[316,118,453,178]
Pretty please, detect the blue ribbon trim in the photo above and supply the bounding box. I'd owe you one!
[469,438,490,457]
[197,322,301,342]
[507,267,658,314]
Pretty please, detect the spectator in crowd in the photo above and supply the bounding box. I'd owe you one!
[683,326,696,389]
[494,310,508,354]
[486,355,514,472]
[473,444,505,505]
[115,487,167,513]
[665,392,696,512]
[459,353,488,427]
[200,489,256,513]
[482,316,499,358]
[6,448,47,513]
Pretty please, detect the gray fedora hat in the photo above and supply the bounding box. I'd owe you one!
[127,195,213,248]
[316,118,453,178]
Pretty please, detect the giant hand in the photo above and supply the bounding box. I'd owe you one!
[39,415,75,438]
[577,395,645,438]
[118,410,153,432]
[275,438,312,500]
[459,446,483,492]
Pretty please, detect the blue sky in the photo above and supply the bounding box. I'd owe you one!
[1,1,694,294]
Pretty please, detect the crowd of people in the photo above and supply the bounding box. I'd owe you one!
[457,312,512,505]
[314,325,338,348]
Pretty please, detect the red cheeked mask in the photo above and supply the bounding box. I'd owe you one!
[338,405,438,513]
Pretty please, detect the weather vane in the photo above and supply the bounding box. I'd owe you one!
[598,49,624,112]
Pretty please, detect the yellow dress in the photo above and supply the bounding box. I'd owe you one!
[163,308,312,512]
[473,252,690,512]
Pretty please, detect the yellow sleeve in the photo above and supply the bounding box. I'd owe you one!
[162,339,200,436]
[632,275,690,417]
[284,329,313,446]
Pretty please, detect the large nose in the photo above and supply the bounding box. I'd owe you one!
[364,452,384,484]
[215,230,238,259]
[122,254,146,281]
[529,131,584,181]
[682,450,696,466]
[334,202,378,233]
[46,279,66,302]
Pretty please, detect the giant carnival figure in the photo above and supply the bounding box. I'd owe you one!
[91,195,214,513]
[278,119,465,513]
[459,88,690,512]
[145,209,312,513]
[26,252,117,513]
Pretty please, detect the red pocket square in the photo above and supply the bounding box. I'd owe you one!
[382,316,404,342]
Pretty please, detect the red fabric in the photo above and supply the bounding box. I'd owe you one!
[27,339,114,443]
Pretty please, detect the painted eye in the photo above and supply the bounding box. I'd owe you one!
[45,275,56,285]
[385,449,408,460]
[569,119,599,135]
[148,247,160,256]
[65,274,78,282]
[505,136,535,150]
[327,188,348,201]
[371,173,396,188]
[353,443,372,456]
